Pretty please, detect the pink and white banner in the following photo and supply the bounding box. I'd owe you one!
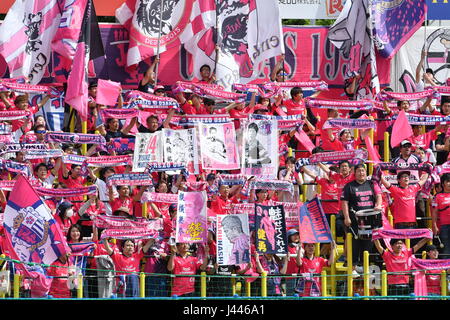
[0,0,62,84]
[216,213,251,266]
[242,119,278,179]
[94,215,162,240]
[162,127,199,174]
[141,192,178,204]
[0,110,31,121]
[371,228,433,240]
[199,122,239,171]
[175,191,208,244]
[310,149,368,164]
[132,132,163,172]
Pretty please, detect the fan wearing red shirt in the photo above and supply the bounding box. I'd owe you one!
[209,184,234,217]
[10,94,50,133]
[432,173,450,256]
[408,124,444,150]
[175,91,208,115]
[295,241,335,297]
[109,185,146,217]
[374,237,428,296]
[167,242,209,297]
[58,162,87,210]
[277,86,306,116]
[104,238,152,297]
[47,254,73,298]
[380,170,429,229]
[424,245,443,296]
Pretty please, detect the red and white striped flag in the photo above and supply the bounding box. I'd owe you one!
[0,0,62,84]
[115,0,216,67]
[184,0,285,90]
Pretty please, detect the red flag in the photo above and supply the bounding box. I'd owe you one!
[390,110,413,148]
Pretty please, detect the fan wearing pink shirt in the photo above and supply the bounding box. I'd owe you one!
[374,237,429,297]
[380,170,429,229]
[167,242,209,297]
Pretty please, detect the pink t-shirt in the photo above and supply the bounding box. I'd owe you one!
[171,255,202,296]
[388,184,421,224]
[432,192,450,226]
[382,249,413,285]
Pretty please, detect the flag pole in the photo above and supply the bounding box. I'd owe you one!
[214,1,220,76]
[153,0,164,87]
[424,10,428,73]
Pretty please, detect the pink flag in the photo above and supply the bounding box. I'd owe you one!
[96,79,122,106]
[364,136,381,163]
[295,130,315,153]
[390,110,413,148]
[65,42,88,120]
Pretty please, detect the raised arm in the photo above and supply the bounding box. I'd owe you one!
[373,239,384,255]
[412,237,430,254]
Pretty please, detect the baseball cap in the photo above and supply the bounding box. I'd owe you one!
[154,85,165,92]
[396,171,410,180]
[88,81,98,89]
[400,140,412,147]
[287,229,299,237]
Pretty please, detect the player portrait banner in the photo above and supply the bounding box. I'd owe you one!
[255,204,288,255]
[162,127,199,174]
[216,213,251,266]
[175,191,208,244]
[242,119,278,179]
[199,122,239,171]
[299,198,333,243]
[133,131,163,173]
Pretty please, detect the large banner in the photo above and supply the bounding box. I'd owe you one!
[391,26,450,93]
[216,213,250,266]
[0,24,391,93]
[132,132,163,172]
[162,127,199,174]
[242,119,278,179]
[255,204,288,255]
[198,122,239,171]
[299,198,333,243]
[175,191,208,244]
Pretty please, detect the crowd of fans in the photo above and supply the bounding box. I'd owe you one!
[0,52,449,299]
